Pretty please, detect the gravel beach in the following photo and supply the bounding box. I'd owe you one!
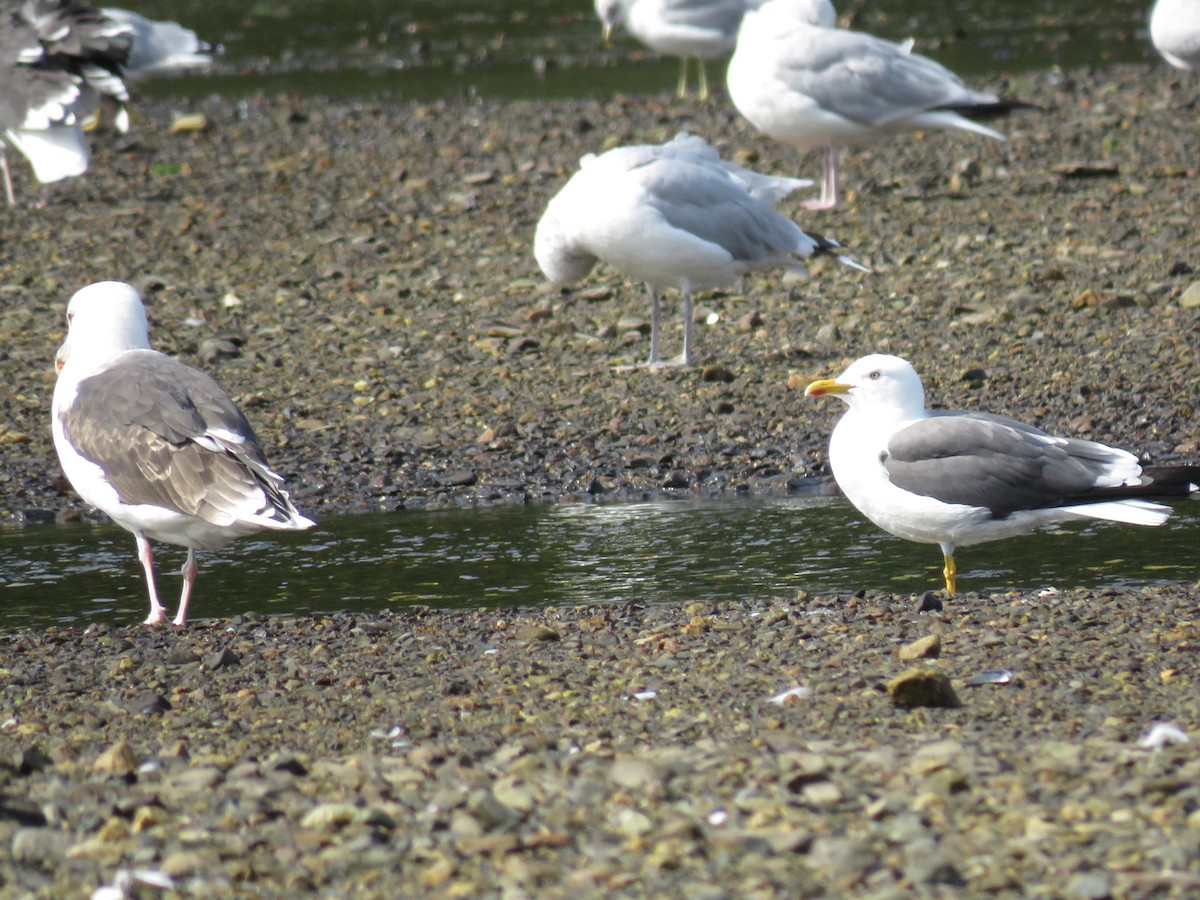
[1,61,1199,895]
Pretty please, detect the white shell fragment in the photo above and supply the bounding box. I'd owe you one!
[1139,722,1190,750]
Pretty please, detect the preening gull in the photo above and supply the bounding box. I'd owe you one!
[101,8,216,80]
[52,282,315,626]
[534,132,864,368]
[727,0,1032,209]
[805,354,1200,595]
[0,0,131,205]
[594,0,762,100]
[1150,0,1200,71]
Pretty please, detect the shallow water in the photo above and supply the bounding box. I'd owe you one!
[2,495,1197,627]
[127,0,1159,103]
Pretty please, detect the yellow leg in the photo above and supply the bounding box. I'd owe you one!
[697,60,710,101]
[676,58,689,98]
[942,553,957,596]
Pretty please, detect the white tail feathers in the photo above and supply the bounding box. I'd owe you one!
[1061,499,1173,528]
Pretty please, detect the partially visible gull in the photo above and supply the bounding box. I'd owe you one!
[594,0,762,100]
[52,281,315,626]
[0,0,131,205]
[727,0,1032,209]
[101,8,216,80]
[534,132,865,368]
[805,354,1200,595]
[1150,0,1200,71]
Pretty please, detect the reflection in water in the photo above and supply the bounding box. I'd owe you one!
[128,0,1158,103]
[1,495,1197,626]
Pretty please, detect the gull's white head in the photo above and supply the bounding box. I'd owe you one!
[594,0,630,38]
[805,353,927,418]
[56,281,152,376]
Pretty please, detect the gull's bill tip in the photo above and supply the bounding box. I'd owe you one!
[804,378,850,397]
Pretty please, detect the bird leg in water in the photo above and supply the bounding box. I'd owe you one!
[174,547,198,627]
[941,547,957,596]
[136,533,169,625]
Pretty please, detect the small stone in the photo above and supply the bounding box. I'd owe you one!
[11,827,71,866]
[170,112,208,133]
[1178,281,1200,309]
[300,802,360,831]
[609,756,663,790]
[93,739,139,774]
[913,592,943,612]
[516,625,560,642]
[1065,872,1112,899]
[735,310,762,331]
[165,648,201,666]
[203,648,241,670]
[899,634,942,661]
[887,668,961,709]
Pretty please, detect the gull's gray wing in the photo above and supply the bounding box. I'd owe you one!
[59,349,293,523]
[778,29,997,127]
[636,156,815,263]
[883,412,1138,517]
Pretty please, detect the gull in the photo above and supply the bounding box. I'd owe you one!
[727,0,1032,209]
[534,132,864,368]
[0,0,131,205]
[805,354,1200,595]
[594,0,762,100]
[101,8,216,81]
[52,282,315,626]
[1149,0,1200,71]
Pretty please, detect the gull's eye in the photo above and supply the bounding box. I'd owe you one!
[867,370,881,380]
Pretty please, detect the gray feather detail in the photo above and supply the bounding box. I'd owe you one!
[780,33,997,128]
[639,159,815,265]
[60,350,303,527]
[883,412,1139,517]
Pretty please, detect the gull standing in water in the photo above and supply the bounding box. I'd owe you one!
[727,0,1032,209]
[534,132,864,368]
[805,354,1200,595]
[594,0,762,99]
[52,282,315,626]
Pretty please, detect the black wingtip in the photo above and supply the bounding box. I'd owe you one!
[809,231,872,274]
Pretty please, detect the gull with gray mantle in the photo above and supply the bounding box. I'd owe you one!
[805,354,1200,595]
[52,281,315,626]
[727,0,1033,209]
[593,0,764,100]
[534,132,865,368]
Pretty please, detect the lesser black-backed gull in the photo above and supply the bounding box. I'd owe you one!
[727,0,1033,209]
[51,281,315,626]
[805,354,1200,595]
[534,132,864,368]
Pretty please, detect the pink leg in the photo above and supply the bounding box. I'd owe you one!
[136,534,168,625]
[802,146,840,210]
[172,548,198,627]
